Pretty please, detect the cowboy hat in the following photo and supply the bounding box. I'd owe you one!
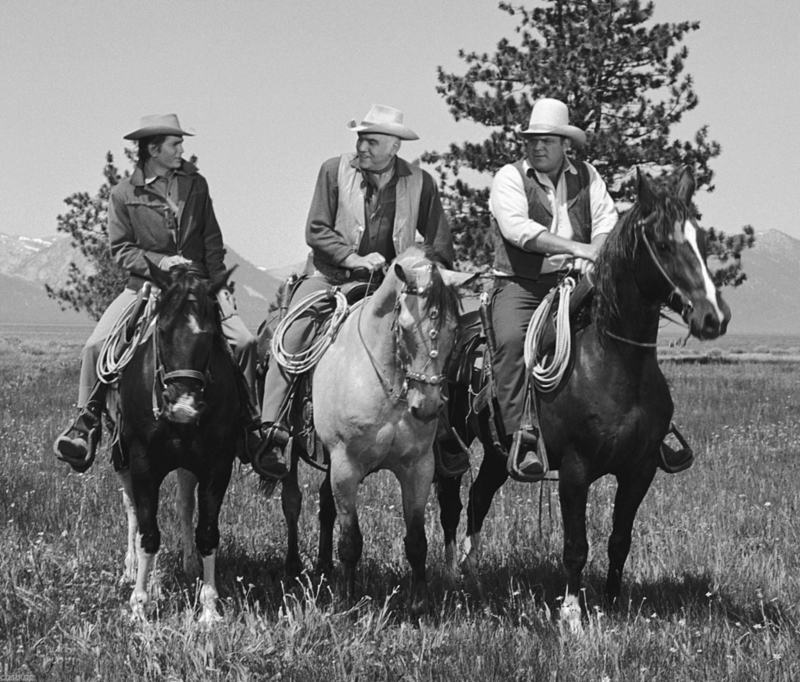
[519,98,586,146]
[346,104,419,140]
[123,114,194,140]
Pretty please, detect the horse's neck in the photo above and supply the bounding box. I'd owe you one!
[358,277,399,365]
[604,270,662,346]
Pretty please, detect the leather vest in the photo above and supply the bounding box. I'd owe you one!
[334,153,423,256]
[492,160,592,280]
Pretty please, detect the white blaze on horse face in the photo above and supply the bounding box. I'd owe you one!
[187,314,203,335]
[682,219,725,321]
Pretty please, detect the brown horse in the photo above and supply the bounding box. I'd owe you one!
[270,246,469,615]
[437,169,731,631]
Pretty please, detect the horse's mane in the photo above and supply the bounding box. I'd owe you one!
[156,265,222,336]
[592,190,690,335]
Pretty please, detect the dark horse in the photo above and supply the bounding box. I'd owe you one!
[117,261,240,622]
[437,168,731,632]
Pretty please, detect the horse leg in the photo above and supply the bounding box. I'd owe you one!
[317,469,336,577]
[330,453,363,605]
[436,475,463,580]
[194,467,232,624]
[397,455,436,617]
[176,468,201,582]
[281,456,304,579]
[605,468,656,604]
[129,454,163,620]
[461,450,508,574]
[118,468,137,585]
[558,471,590,634]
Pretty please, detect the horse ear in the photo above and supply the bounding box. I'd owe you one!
[209,265,238,296]
[145,256,172,290]
[676,166,696,205]
[636,168,657,216]
[435,265,477,289]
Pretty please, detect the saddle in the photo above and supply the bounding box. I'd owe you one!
[446,276,596,480]
[255,276,376,471]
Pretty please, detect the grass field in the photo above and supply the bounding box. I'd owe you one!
[2,332,800,680]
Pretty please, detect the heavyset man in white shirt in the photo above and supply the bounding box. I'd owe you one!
[488,98,617,478]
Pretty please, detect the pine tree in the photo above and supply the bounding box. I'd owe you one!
[422,0,754,285]
[45,152,129,320]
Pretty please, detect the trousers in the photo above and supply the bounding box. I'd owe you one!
[490,276,558,435]
[78,286,257,408]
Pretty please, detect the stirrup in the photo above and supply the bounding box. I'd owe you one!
[507,429,547,482]
[252,423,290,480]
[54,416,100,473]
[658,423,694,474]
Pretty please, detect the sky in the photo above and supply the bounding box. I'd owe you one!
[1,0,798,271]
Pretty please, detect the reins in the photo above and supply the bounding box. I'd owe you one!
[602,218,694,349]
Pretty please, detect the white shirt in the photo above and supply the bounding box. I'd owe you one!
[489,158,618,273]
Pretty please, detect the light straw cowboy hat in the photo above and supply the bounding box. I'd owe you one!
[519,98,586,146]
[124,114,194,140]
[346,104,419,140]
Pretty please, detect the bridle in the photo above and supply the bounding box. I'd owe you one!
[358,266,451,405]
[605,214,697,349]
[150,292,213,418]
[638,215,695,317]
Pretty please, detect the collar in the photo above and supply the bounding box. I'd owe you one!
[131,159,197,188]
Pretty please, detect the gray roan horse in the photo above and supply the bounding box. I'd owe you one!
[117,262,241,622]
[277,246,468,615]
[437,168,731,631]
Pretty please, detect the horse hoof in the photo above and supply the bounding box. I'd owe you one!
[459,553,479,576]
[559,598,583,635]
[199,608,223,626]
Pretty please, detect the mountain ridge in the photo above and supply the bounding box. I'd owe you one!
[0,229,797,336]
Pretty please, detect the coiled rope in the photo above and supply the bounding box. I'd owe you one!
[96,288,158,384]
[523,277,576,393]
[271,288,350,374]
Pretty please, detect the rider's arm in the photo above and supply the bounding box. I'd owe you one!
[196,175,227,281]
[587,163,618,240]
[416,171,455,269]
[305,157,357,267]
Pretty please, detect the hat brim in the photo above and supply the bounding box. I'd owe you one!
[518,124,586,146]
[346,120,419,141]
[124,126,194,141]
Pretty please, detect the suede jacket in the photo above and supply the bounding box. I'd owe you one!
[108,160,226,290]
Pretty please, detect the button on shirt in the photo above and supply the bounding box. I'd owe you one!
[489,158,617,274]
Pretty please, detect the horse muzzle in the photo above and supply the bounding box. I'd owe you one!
[685,294,730,340]
[160,384,207,425]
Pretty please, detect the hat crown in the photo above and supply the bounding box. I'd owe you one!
[138,113,184,130]
[359,104,404,127]
[527,98,571,130]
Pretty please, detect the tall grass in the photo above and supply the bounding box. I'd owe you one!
[1,333,799,680]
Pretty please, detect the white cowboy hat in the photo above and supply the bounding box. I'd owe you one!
[346,104,419,140]
[519,98,586,146]
[124,114,194,140]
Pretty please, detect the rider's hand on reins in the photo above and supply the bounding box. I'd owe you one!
[159,255,193,271]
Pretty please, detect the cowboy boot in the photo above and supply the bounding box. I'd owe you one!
[252,422,290,480]
[54,382,108,473]
[513,429,545,479]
